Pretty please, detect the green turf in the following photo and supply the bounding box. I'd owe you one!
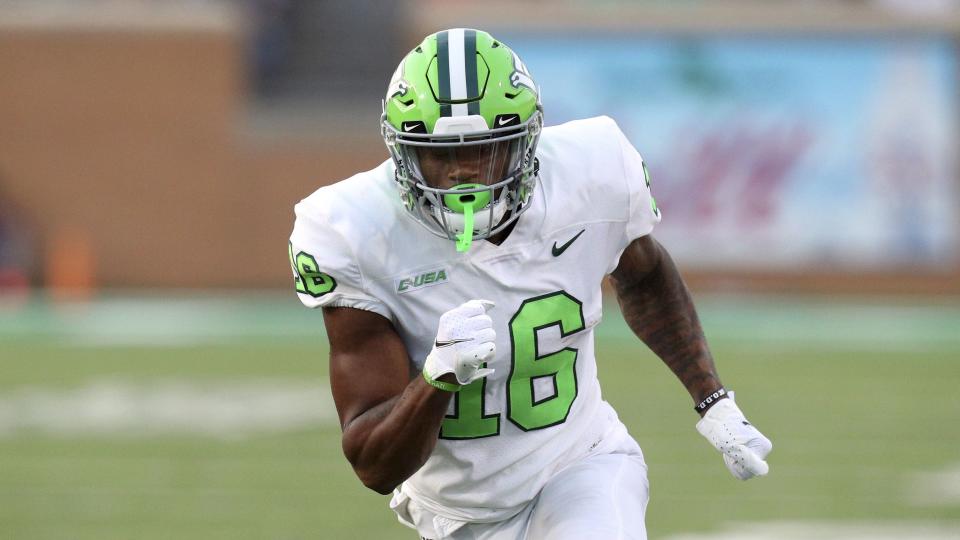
[1,294,958,538]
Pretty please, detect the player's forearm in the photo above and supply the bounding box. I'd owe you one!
[610,241,722,408]
[342,376,452,494]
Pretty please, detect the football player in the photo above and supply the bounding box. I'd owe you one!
[289,28,772,540]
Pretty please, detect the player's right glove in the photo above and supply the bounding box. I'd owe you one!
[696,392,772,480]
[422,299,497,390]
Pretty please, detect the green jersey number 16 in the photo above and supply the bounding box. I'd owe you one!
[440,291,585,440]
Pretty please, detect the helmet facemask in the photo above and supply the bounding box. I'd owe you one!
[383,110,542,251]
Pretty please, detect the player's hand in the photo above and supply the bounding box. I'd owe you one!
[423,299,497,387]
[696,393,772,480]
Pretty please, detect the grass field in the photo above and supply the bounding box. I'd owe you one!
[1,293,959,539]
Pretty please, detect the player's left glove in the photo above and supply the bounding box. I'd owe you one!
[696,392,772,481]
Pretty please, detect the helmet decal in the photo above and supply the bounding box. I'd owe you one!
[509,50,536,93]
[387,74,410,101]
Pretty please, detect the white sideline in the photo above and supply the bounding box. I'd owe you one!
[3,295,960,350]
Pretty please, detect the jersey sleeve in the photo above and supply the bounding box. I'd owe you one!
[613,123,662,241]
[288,199,392,321]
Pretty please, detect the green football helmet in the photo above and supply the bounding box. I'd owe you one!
[381,28,543,251]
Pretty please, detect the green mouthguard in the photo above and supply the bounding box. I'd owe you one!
[443,184,489,252]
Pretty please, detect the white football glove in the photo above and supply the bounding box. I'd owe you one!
[696,392,772,480]
[423,299,497,386]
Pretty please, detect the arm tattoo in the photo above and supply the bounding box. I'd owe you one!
[610,238,722,404]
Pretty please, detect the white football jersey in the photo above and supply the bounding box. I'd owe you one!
[289,116,661,523]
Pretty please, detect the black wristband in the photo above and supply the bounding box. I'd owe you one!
[694,387,728,414]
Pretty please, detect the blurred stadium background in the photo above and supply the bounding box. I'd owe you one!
[1,0,959,538]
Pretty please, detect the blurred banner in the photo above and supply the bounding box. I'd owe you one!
[503,34,959,271]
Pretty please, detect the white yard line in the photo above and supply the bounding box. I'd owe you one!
[664,521,960,540]
[907,463,960,507]
[0,378,337,439]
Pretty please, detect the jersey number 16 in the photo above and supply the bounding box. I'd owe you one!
[441,290,585,440]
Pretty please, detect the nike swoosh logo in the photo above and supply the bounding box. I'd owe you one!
[434,338,471,348]
[552,229,585,257]
[497,116,514,126]
[402,122,419,131]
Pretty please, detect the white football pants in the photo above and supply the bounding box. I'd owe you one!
[408,451,650,540]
